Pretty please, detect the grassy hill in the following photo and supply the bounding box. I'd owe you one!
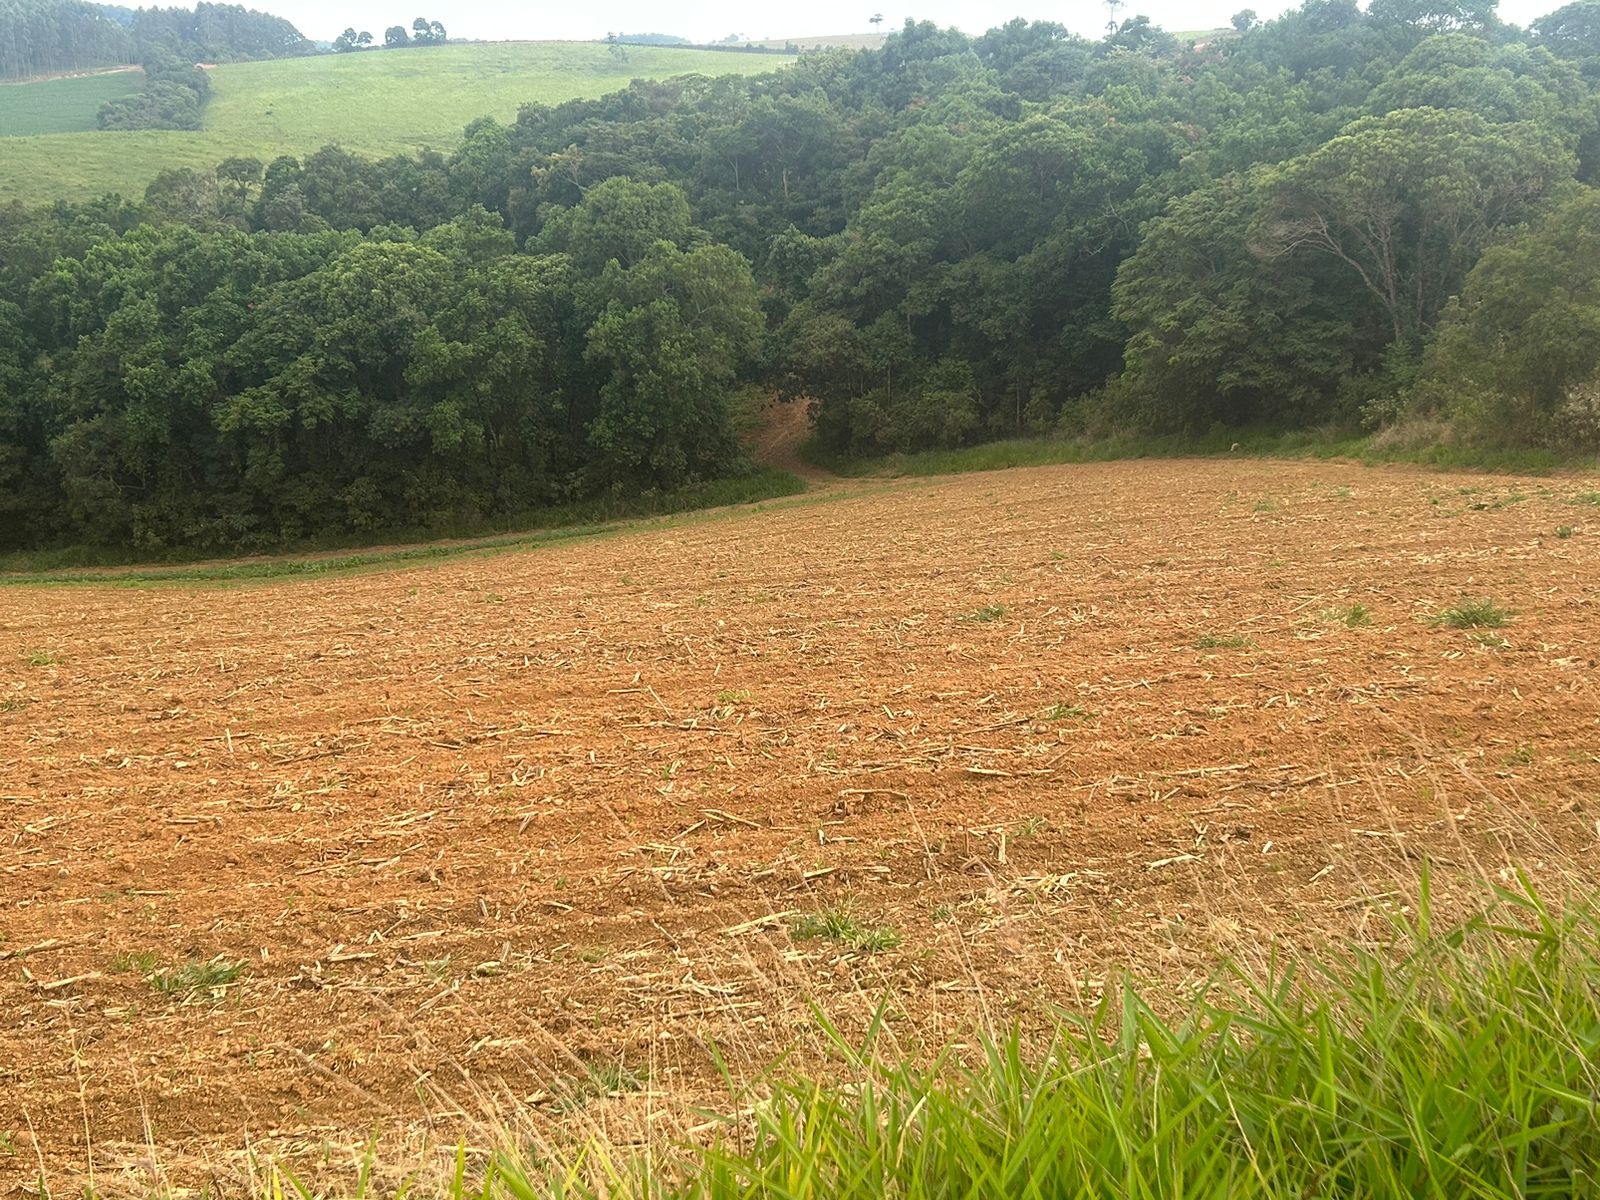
[0,67,143,135]
[0,42,792,207]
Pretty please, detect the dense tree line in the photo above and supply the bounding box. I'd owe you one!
[0,189,760,551]
[96,49,211,128]
[0,0,130,77]
[0,0,309,81]
[4,0,1600,553]
[125,1,311,62]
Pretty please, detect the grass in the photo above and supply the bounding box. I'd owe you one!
[141,955,246,999]
[0,467,805,585]
[808,426,1598,480]
[549,1061,646,1114]
[260,878,1600,1199]
[747,33,886,49]
[958,604,1008,624]
[1042,702,1087,720]
[0,68,143,135]
[108,949,161,976]
[1323,603,1373,627]
[1194,633,1254,650]
[790,906,901,953]
[0,43,791,206]
[1436,598,1513,630]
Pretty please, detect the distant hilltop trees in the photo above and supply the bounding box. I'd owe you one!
[126,1,311,60]
[0,0,312,80]
[610,32,691,45]
[334,16,445,52]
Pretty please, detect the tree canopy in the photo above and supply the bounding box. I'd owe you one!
[0,0,312,79]
[4,0,1600,554]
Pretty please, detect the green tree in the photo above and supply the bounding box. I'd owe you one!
[538,177,693,274]
[1112,173,1357,431]
[1533,0,1600,60]
[215,156,264,223]
[1365,33,1593,137]
[1414,184,1600,441]
[1256,107,1572,344]
[1365,0,1499,36]
[583,242,762,486]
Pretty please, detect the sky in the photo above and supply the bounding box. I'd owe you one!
[266,0,1565,47]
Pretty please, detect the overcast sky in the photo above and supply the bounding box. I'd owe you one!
[267,0,1563,47]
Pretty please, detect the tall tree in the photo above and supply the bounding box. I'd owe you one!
[1255,107,1572,343]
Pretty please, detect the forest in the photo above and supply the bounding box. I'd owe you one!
[4,0,1600,554]
[0,0,310,80]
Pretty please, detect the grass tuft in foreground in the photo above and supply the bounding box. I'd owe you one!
[1324,602,1374,627]
[263,877,1600,1199]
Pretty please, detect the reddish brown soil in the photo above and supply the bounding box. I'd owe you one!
[744,396,829,482]
[2,459,1598,1194]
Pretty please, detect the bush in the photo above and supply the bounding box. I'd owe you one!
[1411,186,1600,444]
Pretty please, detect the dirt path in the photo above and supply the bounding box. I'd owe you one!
[2,458,1597,1194]
[0,64,140,87]
[744,396,836,484]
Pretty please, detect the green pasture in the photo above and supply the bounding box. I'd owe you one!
[0,42,790,205]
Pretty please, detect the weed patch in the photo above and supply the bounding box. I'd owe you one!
[791,907,901,954]
[1194,634,1254,650]
[1323,603,1373,627]
[1436,599,1512,629]
[144,956,247,1000]
[959,604,1008,624]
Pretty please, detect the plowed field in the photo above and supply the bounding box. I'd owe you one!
[3,459,1598,1193]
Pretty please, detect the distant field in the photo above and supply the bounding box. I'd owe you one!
[0,42,792,207]
[0,67,141,136]
[749,32,886,49]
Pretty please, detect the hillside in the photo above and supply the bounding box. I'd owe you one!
[0,64,140,133]
[0,41,792,205]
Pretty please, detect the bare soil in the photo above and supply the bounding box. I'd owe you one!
[0,65,140,87]
[743,396,830,482]
[2,459,1598,1194]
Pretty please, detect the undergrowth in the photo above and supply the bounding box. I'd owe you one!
[0,469,806,585]
[808,428,1597,479]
